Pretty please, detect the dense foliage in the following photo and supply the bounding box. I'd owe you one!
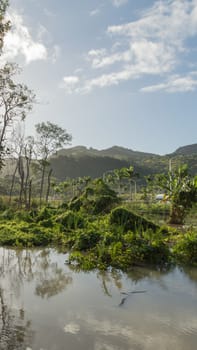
[0,179,196,271]
[149,165,197,224]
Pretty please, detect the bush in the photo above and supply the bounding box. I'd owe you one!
[74,229,101,251]
[0,208,15,220]
[92,195,118,215]
[56,210,84,230]
[36,207,54,222]
[69,197,83,211]
[110,207,159,232]
[173,231,197,265]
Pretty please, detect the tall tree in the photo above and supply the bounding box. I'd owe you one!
[0,64,35,169]
[0,0,10,51]
[121,166,139,200]
[0,2,35,169]
[35,121,72,205]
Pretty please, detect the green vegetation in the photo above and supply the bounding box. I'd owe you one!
[0,178,196,271]
[148,164,197,224]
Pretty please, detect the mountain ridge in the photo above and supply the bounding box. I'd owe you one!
[56,143,197,158]
[1,143,196,183]
[50,143,197,181]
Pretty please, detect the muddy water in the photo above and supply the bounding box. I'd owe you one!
[0,247,197,350]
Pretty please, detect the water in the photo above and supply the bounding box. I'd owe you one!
[0,247,197,350]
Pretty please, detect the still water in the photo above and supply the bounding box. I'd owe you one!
[0,247,197,350]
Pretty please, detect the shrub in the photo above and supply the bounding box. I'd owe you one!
[173,231,197,265]
[56,210,84,230]
[69,197,83,211]
[36,207,54,222]
[92,195,118,215]
[0,208,15,220]
[110,207,159,232]
[74,229,101,251]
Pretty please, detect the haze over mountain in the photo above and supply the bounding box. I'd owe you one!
[49,143,197,181]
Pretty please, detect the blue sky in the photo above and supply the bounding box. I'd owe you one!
[3,0,197,154]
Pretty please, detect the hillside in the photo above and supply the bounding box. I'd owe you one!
[1,144,197,184]
[50,146,166,181]
[173,143,197,155]
[50,144,197,181]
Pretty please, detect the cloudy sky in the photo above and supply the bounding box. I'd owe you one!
[3,0,197,154]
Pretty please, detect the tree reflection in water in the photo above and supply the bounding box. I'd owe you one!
[0,247,73,349]
[96,269,123,297]
[67,261,172,297]
[35,267,72,298]
[96,267,172,297]
[0,287,33,350]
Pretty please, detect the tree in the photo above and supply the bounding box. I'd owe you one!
[0,0,10,51]
[35,121,72,205]
[0,2,35,169]
[111,168,126,195]
[153,164,197,224]
[0,63,35,168]
[120,166,139,200]
[105,166,138,199]
[8,123,36,208]
[8,124,25,205]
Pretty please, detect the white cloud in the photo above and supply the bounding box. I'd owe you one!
[111,0,128,8]
[62,0,197,94]
[1,10,47,64]
[108,0,197,44]
[62,76,80,94]
[63,76,79,84]
[141,73,197,93]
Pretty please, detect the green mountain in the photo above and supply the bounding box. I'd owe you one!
[50,144,197,181]
[173,143,197,155]
[1,144,197,185]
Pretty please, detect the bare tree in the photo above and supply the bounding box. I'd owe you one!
[8,125,36,208]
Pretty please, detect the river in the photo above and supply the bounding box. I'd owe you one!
[0,247,197,350]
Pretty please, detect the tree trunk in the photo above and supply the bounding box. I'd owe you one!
[9,162,18,204]
[46,168,53,204]
[18,156,25,208]
[39,164,46,208]
[169,204,185,225]
[28,179,32,210]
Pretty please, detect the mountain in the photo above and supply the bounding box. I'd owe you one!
[56,145,157,158]
[50,144,197,181]
[1,144,197,184]
[50,145,165,181]
[173,143,197,155]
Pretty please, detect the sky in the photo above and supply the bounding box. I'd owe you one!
[2,0,197,155]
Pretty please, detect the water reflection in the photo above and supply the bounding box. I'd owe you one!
[0,248,73,349]
[181,266,197,285]
[0,287,33,350]
[96,270,123,297]
[0,247,197,350]
[0,248,73,299]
